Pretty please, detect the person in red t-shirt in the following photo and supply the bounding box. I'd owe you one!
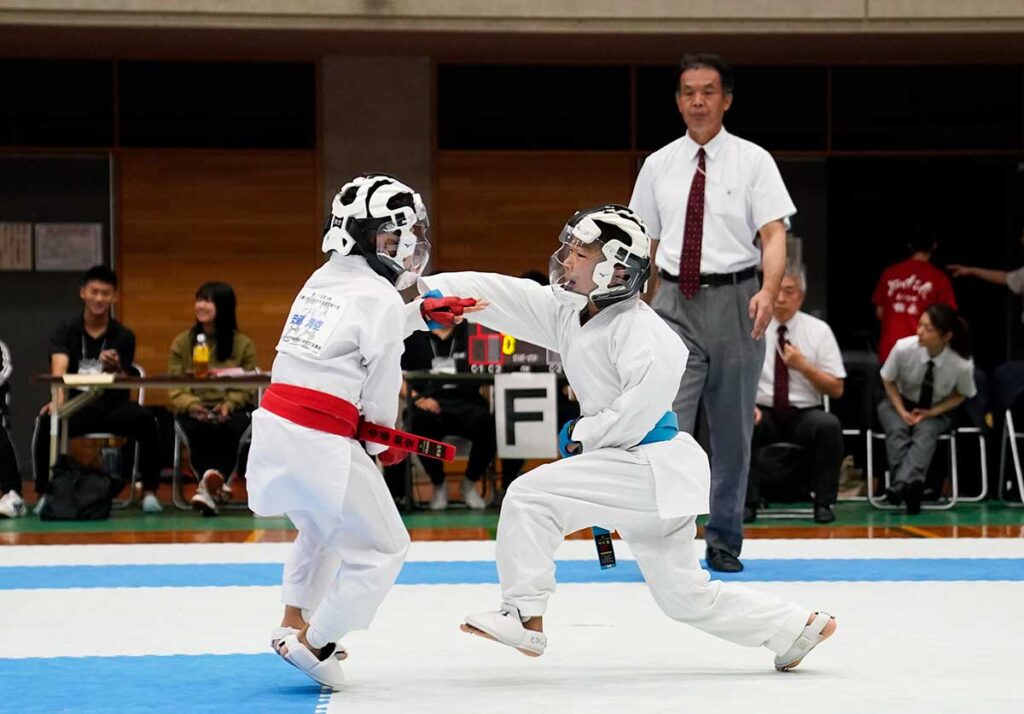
[872,233,958,363]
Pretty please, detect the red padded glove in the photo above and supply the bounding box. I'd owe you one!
[377,447,407,467]
[421,295,477,328]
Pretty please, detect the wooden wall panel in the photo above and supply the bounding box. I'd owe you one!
[434,152,637,276]
[118,151,320,380]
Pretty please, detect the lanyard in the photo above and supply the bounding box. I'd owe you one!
[81,334,107,360]
[428,332,456,360]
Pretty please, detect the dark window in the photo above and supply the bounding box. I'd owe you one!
[0,60,114,147]
[637,65,827,151]
[832,66,1023,150]
[438,65,630,150]
[119,61,316,149]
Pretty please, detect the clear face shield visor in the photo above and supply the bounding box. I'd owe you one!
[376,216,430,290]
[549,227,605,308]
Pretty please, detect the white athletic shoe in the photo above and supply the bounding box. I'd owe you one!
[191,470,224,516]
[141,493,163,513]
[32,494,47,516]
[774,611,836,671]
[428,485,448,511]
[462,603,547,657]
[0,490,27,518]
[274,634,345,691]
[270,627,347,661]
[461,478,488,510]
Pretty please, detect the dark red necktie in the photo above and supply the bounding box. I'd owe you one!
[678,148,706,299]
[773,324,791,419]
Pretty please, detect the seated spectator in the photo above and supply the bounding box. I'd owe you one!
[385,320,501,510]
[32,266,163,513]
[745,267,846,524]
[878,304,975,514]
[168,282,257,516]
[873,230,957,363]
[0,339,26,518]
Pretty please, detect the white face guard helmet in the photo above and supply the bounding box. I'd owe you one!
[549,204,652,310]
[322,173,430,289]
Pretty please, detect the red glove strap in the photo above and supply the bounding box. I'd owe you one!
[377,447,407,466]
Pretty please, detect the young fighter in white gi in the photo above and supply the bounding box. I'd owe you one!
[246,174,476,690]
[420,205,836,671]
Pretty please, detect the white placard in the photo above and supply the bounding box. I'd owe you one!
[495,372,558,459]
[0,222,32,270]
[34,223,104,271]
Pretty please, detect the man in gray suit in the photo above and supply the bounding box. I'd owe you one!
[629,53,794,572]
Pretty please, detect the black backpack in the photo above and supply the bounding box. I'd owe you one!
[39,455,118,521]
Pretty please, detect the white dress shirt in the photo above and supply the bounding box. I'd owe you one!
[880,335,977,405]
[756,311,847,410]
[629,127,797,276]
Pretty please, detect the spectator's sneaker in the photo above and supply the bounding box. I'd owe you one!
[461,603,547,657]
[141,493,163,513]
[32,494,47,516]
[0,490,27,518]
[461,478,488,510]
[428,485,448,511]
[191,470,224,517]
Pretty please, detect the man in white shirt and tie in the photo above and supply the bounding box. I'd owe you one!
[630,53,795,572]
[746,267,846,525]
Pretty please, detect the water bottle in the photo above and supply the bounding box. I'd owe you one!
[193,333,210,378]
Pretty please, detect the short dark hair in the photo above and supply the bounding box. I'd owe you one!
[677,53,735,95]
[81,265,118,290]
[907,228,938,255]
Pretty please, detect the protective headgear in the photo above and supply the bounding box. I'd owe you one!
[549,204,651,310]
[322,173,430,289]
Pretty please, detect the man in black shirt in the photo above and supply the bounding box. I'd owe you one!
[385,321,501,510]
[31,265,163,513]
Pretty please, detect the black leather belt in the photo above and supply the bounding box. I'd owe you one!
[658,266,758,287]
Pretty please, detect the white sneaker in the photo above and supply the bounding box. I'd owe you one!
[191,470,223,516]
[141,493,163,513]
[462,603,547,656]
[461,478,488,510]
[32,494,47,516]
[428,484,448,511]
[274,634,345,691]
[774,612,836,671]
[0,490,27,518]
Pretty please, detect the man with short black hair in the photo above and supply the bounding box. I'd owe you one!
[630,52,795,572]
[32,265,163,513]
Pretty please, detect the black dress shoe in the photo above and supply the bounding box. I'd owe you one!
[743,504,757,524]
[883,482,907,506]
[813,504,836,524]
[905,480,924,515]
[706,547,744,573]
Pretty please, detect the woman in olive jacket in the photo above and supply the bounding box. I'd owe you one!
[169,282,257,515]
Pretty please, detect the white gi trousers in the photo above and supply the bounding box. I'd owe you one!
[280,447,410,646]
[497,447,808,655]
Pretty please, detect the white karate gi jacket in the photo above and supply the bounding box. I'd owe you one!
[420,273,711,518]
[247,254,426,518]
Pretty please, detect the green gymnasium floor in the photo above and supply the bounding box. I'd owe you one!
[2,499,1021,543]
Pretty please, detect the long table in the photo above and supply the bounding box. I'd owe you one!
[35,373,271,475]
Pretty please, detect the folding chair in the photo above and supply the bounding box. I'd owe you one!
[866,412,987,511]
[998,407,1024,506]
[171,414,252,511]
